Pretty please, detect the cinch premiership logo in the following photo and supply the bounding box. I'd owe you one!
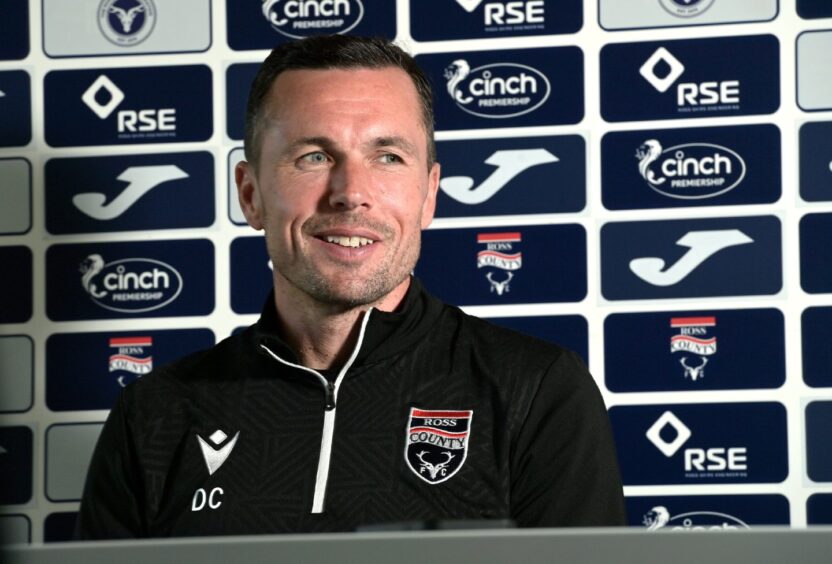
[439,148,557,204]
[444,59,550,119]
[477,232,522,295]
[79,254,183,313]
[261,0,363,38]
[643,505,749,531]
[81,74,176,139]
[630,229,753,287]
[406,409,472,484]
[98,0,157,46]
[640,47,740,114]
[659,0,715,18]
[456,0,546,31]
[108,336,152,387]
[646,411,748,479]
[636,140,745,200]
[670,317,717,381]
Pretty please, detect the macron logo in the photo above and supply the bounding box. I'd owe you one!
[196,430,240,476]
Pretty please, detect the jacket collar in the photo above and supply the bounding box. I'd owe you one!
[253,276,444,368]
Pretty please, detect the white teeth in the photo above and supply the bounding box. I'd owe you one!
[325,235,374,248]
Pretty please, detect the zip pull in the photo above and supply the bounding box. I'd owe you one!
[324,381,336,411]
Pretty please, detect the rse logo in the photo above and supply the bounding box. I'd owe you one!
[482,1,544,25]
[82,75,176,136]
[640,47,740,108]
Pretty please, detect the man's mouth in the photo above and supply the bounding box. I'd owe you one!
[324,235,375,248]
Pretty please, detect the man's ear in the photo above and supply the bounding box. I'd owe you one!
[421,162,441,229]
[236,160,263,230]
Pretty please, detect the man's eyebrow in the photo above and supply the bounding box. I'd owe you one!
[283,136,333,154]
[371,136,418,156]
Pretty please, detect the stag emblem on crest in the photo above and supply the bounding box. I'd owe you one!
[98,0,157,47]
[405,408,472,484]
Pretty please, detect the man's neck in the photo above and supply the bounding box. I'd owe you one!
[272,275,411,370]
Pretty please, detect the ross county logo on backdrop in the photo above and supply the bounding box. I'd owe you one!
[44,66,212,147]
[599,0,777,31]
[98,0,157,46]
[417,47,583,130]
[417,224,586,306]
[45,152,215,234]
[410,0,581,41]
[46,329,214,411]
[435,135,585,218]
[226,0,394,50]
[610,403,788,485]
[0,70,31,148]
[604,309,785,393]
[799,122,832,202]
[46,240,215,321]
[602,124,780,210]
[627,495,790,529]
[600,35,779,122]
[600,215,782,300]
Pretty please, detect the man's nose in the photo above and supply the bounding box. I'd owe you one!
[328,158,373,211]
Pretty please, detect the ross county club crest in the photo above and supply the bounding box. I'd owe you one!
[659,0,716,18]
[477,232,522,296]
[405,408,472,484]
[108,336,153,387]
[98,0,157,47]
[670,317,717,382]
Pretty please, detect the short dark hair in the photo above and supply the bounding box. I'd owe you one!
[244,35,436,168]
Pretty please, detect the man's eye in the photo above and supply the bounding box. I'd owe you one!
[379,153,403,164]
[300,151,328,164]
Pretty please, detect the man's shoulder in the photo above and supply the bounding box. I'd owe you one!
[124,327,255,400]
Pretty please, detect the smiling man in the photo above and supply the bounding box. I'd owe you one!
[77,36,625,538]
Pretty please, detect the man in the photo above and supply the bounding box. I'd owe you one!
[77,35,625,538]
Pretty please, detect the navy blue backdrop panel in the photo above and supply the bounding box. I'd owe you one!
[230,236,273,315]
[800,122,832,202]
[410,0,581,41]
[602,123,781,210]
[802,307,832,388]
[0,426,33,506]
[0,0,29,60]
[601,215,782,300]
[604,308,785,393]
[797,0,832,19]
[0,70,32,147]
[226,63,259,141]
[610,402,788,486]
[806,401,832,482]
[417,224,587,306]
[45,152,215,235]
[46,239,216,321]
[0,246,32,324]
[435,134,585,218]
[417,46,584,131]
[44,65,213,147]
[46,329,215,412]
[800,213,832,294]
[600,34,780,122]
[227,0,396,50]
[808,494,832,525]
[484,314,588,367]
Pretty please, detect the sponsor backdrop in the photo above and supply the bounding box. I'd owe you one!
[1,0,831,544]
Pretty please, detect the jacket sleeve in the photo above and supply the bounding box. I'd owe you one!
[509,349,627,527]
[75,392,147,539]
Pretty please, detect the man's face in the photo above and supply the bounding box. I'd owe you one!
[237,67,440,309]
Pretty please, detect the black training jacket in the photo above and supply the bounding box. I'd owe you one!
[77,278,626,538]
